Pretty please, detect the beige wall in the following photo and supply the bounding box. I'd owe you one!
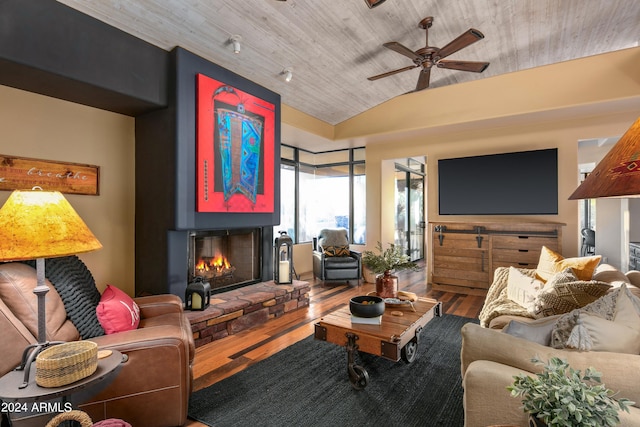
[0,85,135,296]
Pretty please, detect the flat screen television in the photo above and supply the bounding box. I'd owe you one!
[438,148,558,215]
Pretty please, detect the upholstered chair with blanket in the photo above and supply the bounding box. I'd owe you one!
[0,256,194,427]
[312,228,362,284]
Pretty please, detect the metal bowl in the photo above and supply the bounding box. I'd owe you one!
[349,295,385,318]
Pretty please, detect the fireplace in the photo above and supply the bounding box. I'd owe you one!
[188,228,262,293]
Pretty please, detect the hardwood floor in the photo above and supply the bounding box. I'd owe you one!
[186,262,485,426]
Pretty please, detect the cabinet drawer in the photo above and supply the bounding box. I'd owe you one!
[492,248,541,264]
[492,261,538,270]
[491,235,558,251]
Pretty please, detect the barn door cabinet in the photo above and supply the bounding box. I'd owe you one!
[430,221,564,295]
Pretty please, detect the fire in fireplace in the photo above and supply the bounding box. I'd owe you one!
[188,228,262,292]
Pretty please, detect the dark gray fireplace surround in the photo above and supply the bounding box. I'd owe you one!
[135,47,281,299]
[0,2,280,299]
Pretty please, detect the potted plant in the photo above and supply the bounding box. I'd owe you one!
[362,242,419,298]
[507,356,633,427]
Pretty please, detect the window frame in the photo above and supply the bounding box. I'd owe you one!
[278,144,365,244]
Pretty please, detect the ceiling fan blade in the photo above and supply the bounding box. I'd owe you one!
[436,60,490,73]
[436,29,484,60]
[415,68,431,91]
[367,65,418,81]
[383,42,422,62]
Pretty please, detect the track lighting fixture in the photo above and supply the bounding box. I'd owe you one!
[230,35,242,54]
[283,67,293,83]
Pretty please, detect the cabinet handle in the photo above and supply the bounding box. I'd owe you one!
[481,252,485,272]
[518,249,529,252]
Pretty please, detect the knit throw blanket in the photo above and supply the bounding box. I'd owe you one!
[478,267,534,328]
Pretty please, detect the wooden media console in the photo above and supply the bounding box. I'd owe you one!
[429,221,564,295]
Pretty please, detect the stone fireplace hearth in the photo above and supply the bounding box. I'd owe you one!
[185,279,310,347]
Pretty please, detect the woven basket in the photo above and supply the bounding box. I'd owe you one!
[35,341,98,388]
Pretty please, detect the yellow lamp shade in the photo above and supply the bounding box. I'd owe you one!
[0,190,102,261]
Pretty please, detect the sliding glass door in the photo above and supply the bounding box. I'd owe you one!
[394,159,425,261]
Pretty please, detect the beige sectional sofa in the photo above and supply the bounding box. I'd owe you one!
[461,262,640,427]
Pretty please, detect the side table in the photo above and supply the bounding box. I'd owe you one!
[0,349,124,426]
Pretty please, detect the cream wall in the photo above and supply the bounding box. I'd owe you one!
[364,111,639,259]
[284,47,640,267]
[0,85,135,296]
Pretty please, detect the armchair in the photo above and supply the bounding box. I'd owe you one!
[312,228,361,284]
[0,257,194,427]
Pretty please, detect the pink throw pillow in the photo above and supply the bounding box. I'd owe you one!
[96,285,140,334]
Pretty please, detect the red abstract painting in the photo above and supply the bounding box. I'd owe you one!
[196,73,275,213]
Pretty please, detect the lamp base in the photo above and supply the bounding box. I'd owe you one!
[15,341,63,389]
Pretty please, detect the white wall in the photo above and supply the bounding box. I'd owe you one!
[595,199,629,270]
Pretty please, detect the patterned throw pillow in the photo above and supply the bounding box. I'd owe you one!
[96,284,141,334]
[323,245,350,257]
[506,266,544,313]
[532,267,610,318]
[551,284,640,353]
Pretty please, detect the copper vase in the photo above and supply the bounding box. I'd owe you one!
[376,270,398,298]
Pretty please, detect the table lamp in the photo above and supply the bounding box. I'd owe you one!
[0,188,102,388]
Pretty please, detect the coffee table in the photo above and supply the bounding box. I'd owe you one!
[314,297,442,389]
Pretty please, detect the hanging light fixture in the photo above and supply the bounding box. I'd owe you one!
[364,0,387,8]
[569,116,640,199]
[283,67,293,83]
[230,35,242,54]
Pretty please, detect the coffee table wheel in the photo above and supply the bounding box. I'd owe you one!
[348,364,369,389]
[401,338,418,363]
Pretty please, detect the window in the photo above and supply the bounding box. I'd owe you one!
[353,163,366,244]
[275,163,296,240]
[277,146,365,244]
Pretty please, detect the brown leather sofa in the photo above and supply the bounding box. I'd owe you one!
[0,259,194,427]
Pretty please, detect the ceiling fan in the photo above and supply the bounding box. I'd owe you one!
[368,16,490,92]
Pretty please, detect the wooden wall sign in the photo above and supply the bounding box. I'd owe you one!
[0,155,99,195]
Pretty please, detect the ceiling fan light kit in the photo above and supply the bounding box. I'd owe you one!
[368,16,490,92]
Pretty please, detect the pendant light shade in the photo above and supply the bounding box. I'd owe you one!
[569,116,640,200]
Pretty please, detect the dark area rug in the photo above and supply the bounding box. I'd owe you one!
[189,314,478,427]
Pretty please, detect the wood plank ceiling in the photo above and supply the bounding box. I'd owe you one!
[57,0,639,127]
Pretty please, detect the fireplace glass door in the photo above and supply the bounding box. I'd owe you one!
[189,228,261,292]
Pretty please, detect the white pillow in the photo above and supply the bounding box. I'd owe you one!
[507,266,543,313]
[613,284,640,328]
[564,284,640,353]
[577,313,640,354]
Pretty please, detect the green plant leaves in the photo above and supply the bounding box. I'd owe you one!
[507,356,634,427]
